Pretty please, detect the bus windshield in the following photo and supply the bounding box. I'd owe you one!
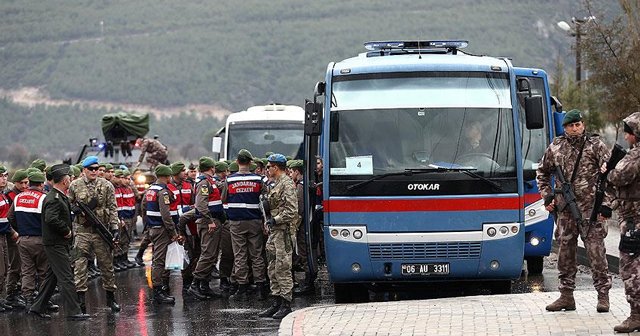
[228,122,303,159]
[329,72,515,177]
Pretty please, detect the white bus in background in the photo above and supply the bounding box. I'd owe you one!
[212,104,305,161]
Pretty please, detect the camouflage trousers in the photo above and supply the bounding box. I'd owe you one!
[74,232,117,292]
[619,250,640,312]
[555,213,611,293]
[145,152,167,169]
[266,228,293,302]
[118,217,136,257]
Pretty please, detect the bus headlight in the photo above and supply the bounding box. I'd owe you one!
[487,227,497,237]
[499,226,509,235]
[340,229,350,238]
[490,260,500,270]
[351,263,361,273]
[331,229,339,237]
[530,237,540,246]
[353,230,363,239]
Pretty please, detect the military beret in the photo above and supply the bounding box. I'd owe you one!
[268,153,287,164]
[188,162,197,170]
[114,169,125,177]
[237,149,253,161]
[290,160,304,169]
[28,171,46,183]
[49,164,71,180]
[228,162,239,173]
[286,156,293,161]
[562,109,583,126]
[286,160,295,168]
[104,163,114,171]
[98,162,106,168]
[198,156,216,171]
[30,159,46,172]
[214,161,229,172]
[265,152,274,158]
[82,156,100,168]
[119,165,128,171]
[155,164,173,177]
[70,165,81,177]
[254,159,265,167]
[0,165,6,174]
[45,165,53,181]
[170,162,185,175]
[74,163,84,171]
[26,167,40,175]
[225,160,233,166]
[11,169,28,182]
[249,162,257,171]
[122,169,131,177]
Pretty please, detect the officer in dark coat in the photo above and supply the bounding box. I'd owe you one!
[29,164,90,320]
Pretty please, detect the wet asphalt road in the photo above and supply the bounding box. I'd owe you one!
[0,247,622,336]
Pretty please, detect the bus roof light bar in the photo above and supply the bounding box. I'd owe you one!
[364,40,469,53]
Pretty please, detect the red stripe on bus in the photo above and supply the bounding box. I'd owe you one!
[324,197,522,212]
[524,193,541,205]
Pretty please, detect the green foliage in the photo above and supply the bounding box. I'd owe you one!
[0,0,614,109]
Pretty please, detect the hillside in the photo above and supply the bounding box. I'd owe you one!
[0,0,619,109]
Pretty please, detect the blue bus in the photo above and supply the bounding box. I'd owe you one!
[303,41,563,303]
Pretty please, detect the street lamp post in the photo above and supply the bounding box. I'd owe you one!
[557,16,596,86]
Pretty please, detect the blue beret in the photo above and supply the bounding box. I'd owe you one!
[267,153,287,164]
[82,155,100,168]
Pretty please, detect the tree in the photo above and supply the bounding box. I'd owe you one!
[581,0,640,138]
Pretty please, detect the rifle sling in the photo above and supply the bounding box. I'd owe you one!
[570,135,587,183]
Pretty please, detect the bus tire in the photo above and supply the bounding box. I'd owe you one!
[526,256,544,275]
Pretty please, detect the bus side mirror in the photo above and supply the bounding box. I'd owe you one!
[524,96,544,129]
[212,136,222,154]
[304,99,323,136]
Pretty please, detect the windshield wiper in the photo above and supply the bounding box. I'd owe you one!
[345,168,440,191]
[345,166,503,192]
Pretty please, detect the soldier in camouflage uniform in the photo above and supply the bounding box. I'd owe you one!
[536,110,613,312]
[608,112,640,333]
[258,154,298,320]
[137,137,168,169]
[68,156,121,313]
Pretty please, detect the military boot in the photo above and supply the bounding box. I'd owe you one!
[113,257,122,272]
[125,256,137,268]
[231,284,250,300]
[153,287,175,305]
[77,291,86,314]
[597,292,610,313]
[545,291,576,311]
[200,279,221,298]
[106,291,121,312]
[614,312,640,333]
[256,282,269,301]
[258,296,282,318]
[117,255,129,270]
[187,279,209,301]
[271,298,292,320]
[5,293,26,309]
[135,248,146,267]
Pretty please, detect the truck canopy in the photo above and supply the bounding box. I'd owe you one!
[101,112,149,142]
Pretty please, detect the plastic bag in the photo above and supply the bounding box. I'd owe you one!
[165,242,185,270]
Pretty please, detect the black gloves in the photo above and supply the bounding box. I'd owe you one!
[599,205,612,219]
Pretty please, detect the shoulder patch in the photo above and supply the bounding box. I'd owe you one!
[200,186,209,196]
[163,194,171,205]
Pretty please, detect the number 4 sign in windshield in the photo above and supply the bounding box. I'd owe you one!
[345,155,373,175]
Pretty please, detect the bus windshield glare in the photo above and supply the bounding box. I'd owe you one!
[228,122,303,159]
[329,72,515,176]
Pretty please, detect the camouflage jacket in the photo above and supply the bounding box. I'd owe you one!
[68,176,119,232]
[138,138,167,161]
[607,142,640,222]
[536,133,612,218]
[268,173,298,231]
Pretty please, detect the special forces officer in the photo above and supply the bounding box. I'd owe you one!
[68,156,121,313]
[142,165,181,304]
[259,153,298,320]
[607,112,640,333]
[536,110,612,312]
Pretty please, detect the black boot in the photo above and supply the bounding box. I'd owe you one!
[117,255,129,270]
[162,278,171,295]
[256,282,269,301]
[6,293,26,309]
[113,257,122,272]
[106,291,121,312]
[93,263,102,277]
[231,284,250,300]
[182,277,193,293]
[153,287,175,305]
[135,248,146,267]
[77,291,86,314]
[187,279,209,301]
[272,298,292,319]
[258,296,282,317]
[200,279,221,298]
[229,282,239,295]
[125,256,137,268]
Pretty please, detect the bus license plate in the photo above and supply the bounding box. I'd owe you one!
[401,263,450,276]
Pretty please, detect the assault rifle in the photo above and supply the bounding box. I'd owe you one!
[589,144,627,222]
[259,194,273,229]
[76,201,121,253]
[553,166,585,236]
